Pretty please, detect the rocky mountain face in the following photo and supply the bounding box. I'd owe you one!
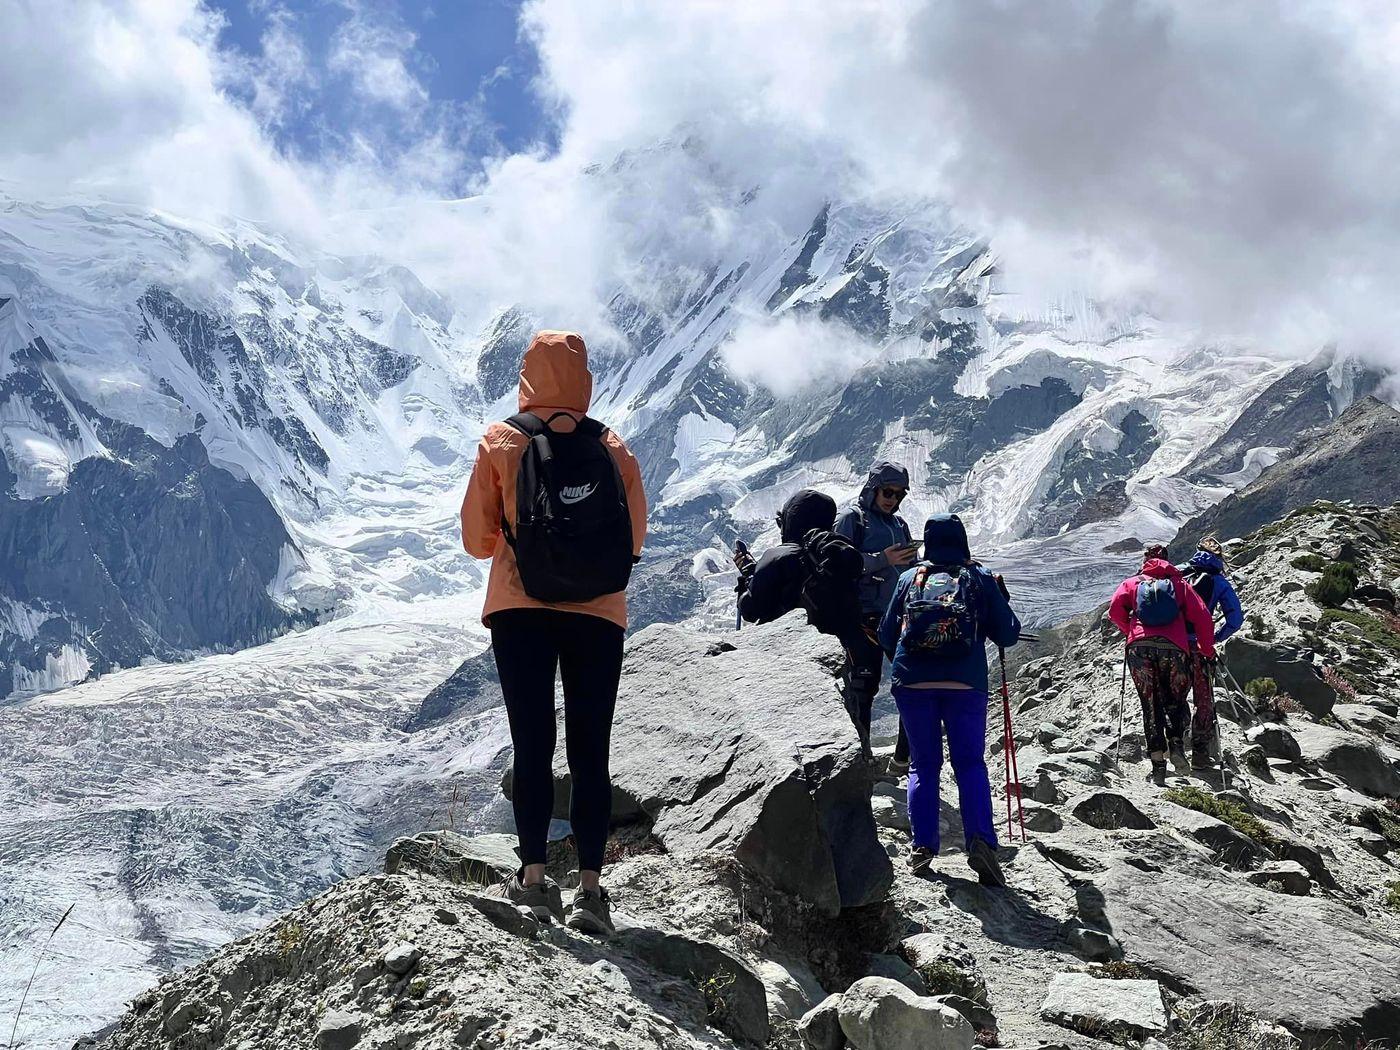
[90,503,1400,1050]
[1172,396,1400,554]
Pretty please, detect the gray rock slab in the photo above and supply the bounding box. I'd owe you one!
[1040,973,1166,1041]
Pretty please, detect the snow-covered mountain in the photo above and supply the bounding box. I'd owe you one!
[0,157,1391,1045]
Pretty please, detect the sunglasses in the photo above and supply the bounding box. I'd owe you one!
[879,487,908,502]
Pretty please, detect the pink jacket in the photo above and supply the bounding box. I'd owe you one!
[1107,558,1217,658]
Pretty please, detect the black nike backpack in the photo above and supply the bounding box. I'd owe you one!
[502,411,634,602]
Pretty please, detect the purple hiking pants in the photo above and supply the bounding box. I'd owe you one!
[892,685,997,853]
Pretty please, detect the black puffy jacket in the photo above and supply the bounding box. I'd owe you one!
[739,489,860,638]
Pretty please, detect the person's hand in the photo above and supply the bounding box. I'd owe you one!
[884,544,917,567]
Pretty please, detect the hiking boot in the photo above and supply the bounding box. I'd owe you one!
[888,755,911,777]
[1151,760,1168,787]
[486,873,565,924]
[1169,746,1191,776]
[1191,746,1215,770]
[565,887,614,936]
[966,839,1006,888]
[908,846,935,875]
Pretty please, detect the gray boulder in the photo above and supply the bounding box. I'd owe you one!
[1040,973,1167,1042]
[798,995,847,1050]
[384,830,520,886]
[1071,792,1156,831]
[615,927,769,1046]
[315,1010,364,1050]
[865,953,927,995]
[1246,861,1312,896]
[521,614,892,913]
[1246,725,1302,762]
[1224,638,1336,718]
[1291,724,1400,798]
[837,977,974,1050]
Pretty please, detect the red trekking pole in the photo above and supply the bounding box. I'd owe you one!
[992,573,1026,842]
[999,646,1027,841]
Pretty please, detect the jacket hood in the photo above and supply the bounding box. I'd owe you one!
[779,489,837,543]
[1140,558,1182,580]
[858,461,911,511]
[923,514,971,565]
[518,330,593,413]
[1189,550,1225,575]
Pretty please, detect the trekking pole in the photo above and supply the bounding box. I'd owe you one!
[1116,651,1128,771]
[999,646,1027,842]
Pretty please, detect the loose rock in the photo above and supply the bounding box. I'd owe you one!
[837,977,974,1050]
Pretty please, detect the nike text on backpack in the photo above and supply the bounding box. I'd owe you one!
[502,411,634,603]
[900,565,980,656]
[1134,576,1181,627]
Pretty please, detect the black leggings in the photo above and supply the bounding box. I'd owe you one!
[490,608,625,873]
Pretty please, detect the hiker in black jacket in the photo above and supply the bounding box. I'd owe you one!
[737,489,861,640]
[835,461,917,763]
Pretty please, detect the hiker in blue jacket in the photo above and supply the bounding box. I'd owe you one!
[879,514,1021,887]
[1181,537,1245,769]
[835,461,917,762]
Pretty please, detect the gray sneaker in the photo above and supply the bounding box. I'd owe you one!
[486,874,565,924]
[907,846,935,875]
[1169,746,1191,776]
[967,839,1006,888]
[565,887,614,936]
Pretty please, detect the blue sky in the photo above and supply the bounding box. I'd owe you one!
[208,0,553,178]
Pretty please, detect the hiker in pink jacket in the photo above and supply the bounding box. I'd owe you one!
[1108,545,1218,785]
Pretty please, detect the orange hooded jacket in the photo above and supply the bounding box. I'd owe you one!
[461,331,647,629]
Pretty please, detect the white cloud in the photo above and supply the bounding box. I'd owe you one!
[3,0,1400,371]
[721,312,885,398]
[327,1,429,114]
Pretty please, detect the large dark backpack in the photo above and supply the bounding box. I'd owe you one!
[1134,576,1182,627]
[1186,569,1217,610]
[799,528,862,639]
[900,563,980,657]
[502,411,634,603]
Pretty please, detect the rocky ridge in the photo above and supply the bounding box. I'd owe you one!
[88,503,1400,1050]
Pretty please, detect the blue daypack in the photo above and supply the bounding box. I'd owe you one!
[1135,576,1182,626]
[900,565,979,656]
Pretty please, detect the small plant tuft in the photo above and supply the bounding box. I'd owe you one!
[276,919,305,958]
[1164,786,1279,850]
[1289,553,1328,573]
[1092,960,1145,980]
[1246,612,1274,640]
[1244,677,1278,701]
[1384,881,1400,914]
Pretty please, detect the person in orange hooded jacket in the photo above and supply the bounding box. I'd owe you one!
[1108,544,1217,786]
[461,331,647,935]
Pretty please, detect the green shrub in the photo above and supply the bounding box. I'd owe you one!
[1246,613,1274,640]
[1385,881,1400,914]
[1318,609,1400,656]
[1164,786,1279,850]
[1244,677,1278,701]
[1289,553,1328,572]
[1305,561,1358,608]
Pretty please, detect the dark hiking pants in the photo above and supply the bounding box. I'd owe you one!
[1188,644,1216,751]
[1127,642,1191,757]
[842,615,909,760]
[490,608,625,873]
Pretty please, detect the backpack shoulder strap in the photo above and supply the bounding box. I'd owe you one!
[505,411,546,437]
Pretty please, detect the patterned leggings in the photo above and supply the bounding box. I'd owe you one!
[1127,644,1192,757]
